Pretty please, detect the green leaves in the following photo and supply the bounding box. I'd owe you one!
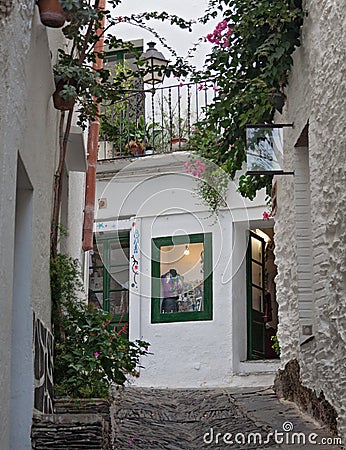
[190,0,304,200]
[52,254,150,399]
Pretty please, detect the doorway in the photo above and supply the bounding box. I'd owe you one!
[247,228,278,360]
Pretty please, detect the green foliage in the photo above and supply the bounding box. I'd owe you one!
[51,254,150,398]
[271,334,281,357]
[190,0,304,201]
[185,156,229,215]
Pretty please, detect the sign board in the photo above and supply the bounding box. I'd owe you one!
[246,125,285,175]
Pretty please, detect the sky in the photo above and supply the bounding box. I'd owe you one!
[108,0,218,72]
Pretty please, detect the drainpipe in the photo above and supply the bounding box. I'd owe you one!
[82,0,106,251]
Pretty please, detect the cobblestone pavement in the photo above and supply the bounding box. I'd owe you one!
[110,386,343,450]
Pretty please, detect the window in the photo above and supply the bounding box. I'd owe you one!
[89,232,130,337]
[151,233,213,323]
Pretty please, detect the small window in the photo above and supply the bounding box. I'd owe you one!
[89,233,130,337]
[151,233,213,323]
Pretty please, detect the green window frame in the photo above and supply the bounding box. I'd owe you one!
[151,233,213,323]
[89,232,130,337]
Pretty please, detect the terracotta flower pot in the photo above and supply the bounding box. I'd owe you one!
[37,0,67,28]
[126,140,144,156]
[171,137,187,150]
[52,79,76,111]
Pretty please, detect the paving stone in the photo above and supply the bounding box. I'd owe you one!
[110,387,343,450]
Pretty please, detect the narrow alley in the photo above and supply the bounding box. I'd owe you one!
[111,387,343,449]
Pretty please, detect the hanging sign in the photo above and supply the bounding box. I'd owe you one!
[246,124,292,175]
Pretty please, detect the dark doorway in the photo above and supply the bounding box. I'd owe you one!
[247,228,278,360]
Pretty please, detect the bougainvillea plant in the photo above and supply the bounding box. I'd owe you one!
[190,0,304,204]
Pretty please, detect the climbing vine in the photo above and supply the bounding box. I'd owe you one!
[190,0,304,203]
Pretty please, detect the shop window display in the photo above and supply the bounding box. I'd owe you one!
[152,233,212,323]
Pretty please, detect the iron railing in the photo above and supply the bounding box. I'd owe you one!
[97,81,216,160]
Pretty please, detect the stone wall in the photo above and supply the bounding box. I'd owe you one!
[0,0,13,18]
[274,359,338,435]
[31,399,111,449]
[273,0,346,440]
[31,414,110,450]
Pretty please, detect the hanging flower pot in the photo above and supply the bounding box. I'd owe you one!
[52,79,77,111]
[37,0,67,28]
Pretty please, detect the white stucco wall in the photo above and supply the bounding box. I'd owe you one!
[0,3,80,448]
[96,153,270,387]
[273,0,346,438]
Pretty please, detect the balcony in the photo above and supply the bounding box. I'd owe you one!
[97,81,216,160]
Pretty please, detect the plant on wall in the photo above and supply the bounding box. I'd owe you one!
[51,253,149,398]
[184,156,229,215]
[271,334,281,357]
[188,0,304,207]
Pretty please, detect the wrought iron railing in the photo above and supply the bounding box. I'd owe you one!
[97,81,216,160]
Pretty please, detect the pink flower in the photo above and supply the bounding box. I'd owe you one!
[206,33,214,43]
[222,37,230,48]
[262,211,272,221]
[195,160,205,170]
[184,161,191,168]
[198,84,204,91]
[94,352,100,357]
[213,86,219,92]
[179,82,184,87]
[216,20,228,32]
[226,27,233,36]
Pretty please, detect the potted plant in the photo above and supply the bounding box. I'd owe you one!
[125,139,144,156]
[37,0,67,28]
[171,136,187,150]
[53,78,78,111]
[144,120,163,154]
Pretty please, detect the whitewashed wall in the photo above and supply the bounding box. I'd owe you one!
[96,153,269,387]
[273,0,346,438]
[0,3,85,448]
